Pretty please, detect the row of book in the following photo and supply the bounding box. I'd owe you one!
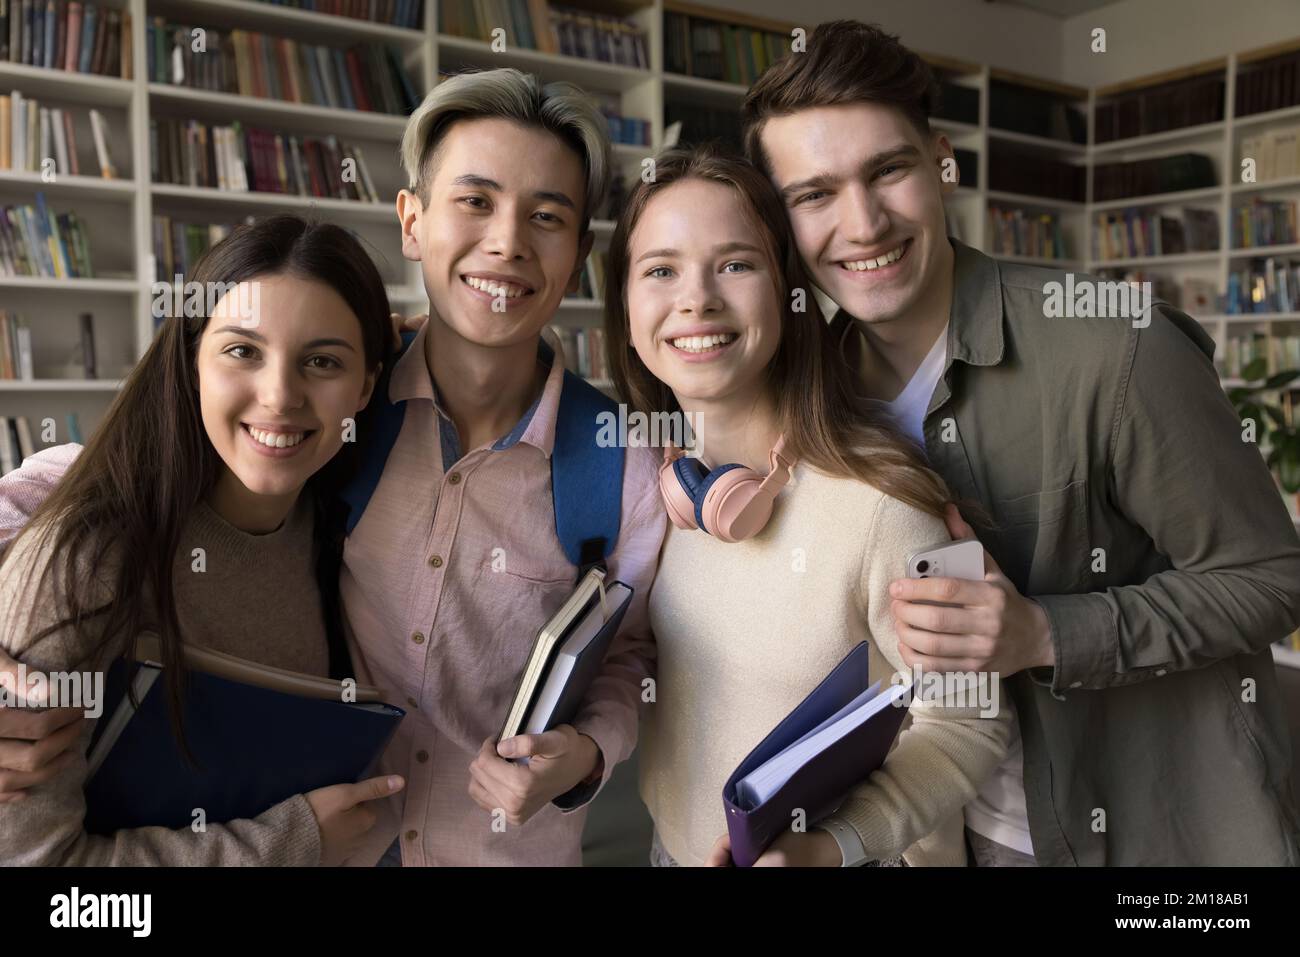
[987,206,1068,260]
[1232,198,1298,249]
[570,250,605,301]
[0,415,37,474]
[1,92,116,177]
[663,102,741,152]
[1,192,93,277]
[1091,208,1219,261]
[1223,333,1300,379]
[151,117,382,203]
[152,215,241,284]
[1094,73,1225,144]
[1238,125,1300,183]
[1091,267,1213,315]
[145,21,418,116]
[663,11,788,87]
[440,1,649,69]
[1224,257,1300,315]
[0,0,130,78]
[255,0,423,29]
[550,325,607,381]
[989,80,1087,145]
[587,89,649,146]
[0,310,32,379]
[988,145,1085,202]
[1092,152,1216,203]
[1236,50,1300,118]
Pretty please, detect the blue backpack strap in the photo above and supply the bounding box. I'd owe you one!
[341,330,417,535]
[552,370,624,583]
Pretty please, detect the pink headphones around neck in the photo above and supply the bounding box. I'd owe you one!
[658,436,796,543]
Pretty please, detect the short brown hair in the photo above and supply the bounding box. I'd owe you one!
[741,21,940,177]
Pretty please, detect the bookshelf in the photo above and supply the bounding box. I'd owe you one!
[0,4,1297,499]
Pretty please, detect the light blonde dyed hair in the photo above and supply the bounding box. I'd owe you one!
[401,68,612,231]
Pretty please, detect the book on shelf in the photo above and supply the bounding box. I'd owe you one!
[150,117,381,202]
[0,191,94,277]
[1091,207,1219,261]
[1,93,119,177]
[1239,125,1300,183]
[145,21,417,116]
[0,310,34,379]
[1221,331,1292,379]
[1232,198,1298,249]
[988,205,1067,260]
[78,309,94,378]
[440,1,649,69]
[0,0,130,78]
[0,414,37,474]
[1092,152,1216,203]
[1094,71,1225,144]
[989,78,1087,145]
[586,90,649,147]
[663,100,742,151]
[549,324,606,381]
[250,0,424,29]
[988,143,1085,202]
[662,10,788,86]
[1224,257,1300,315]
[151,214,245,284]
[1236,49,1300,118]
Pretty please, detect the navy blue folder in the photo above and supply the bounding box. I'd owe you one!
[721,642,908,866]
[83,657,404,835]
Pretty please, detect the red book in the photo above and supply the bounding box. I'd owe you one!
[275,38,296,102]
[344,49,372,111]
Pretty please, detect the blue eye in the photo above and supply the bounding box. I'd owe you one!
[646,265,673,279]
[723,261,753,273]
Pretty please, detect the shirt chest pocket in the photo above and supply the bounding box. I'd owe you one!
[984,479,1091,596]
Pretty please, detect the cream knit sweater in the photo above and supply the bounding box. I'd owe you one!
[639,465,1012,866]
[0,488,327,866]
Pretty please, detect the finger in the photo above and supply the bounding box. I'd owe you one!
[0,702,86,739]
[943,503,975,541]
[889,575,988,607]
[900,648,988,676]
[474,748,532,799]
[0,715,84,772]
[344,774,404,807]
[467,778,497,814]
[402,313,429,332]
[890,597,982,636]
[0,753,77,794]
[894,621,985,660]
[705,834,732,867]
[498,728,568,760]
[0,791,28,804]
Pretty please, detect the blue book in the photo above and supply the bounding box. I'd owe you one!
[84,636,405,835]
[77,3,95,74]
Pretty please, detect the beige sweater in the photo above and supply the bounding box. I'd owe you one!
[0,495,328,866]
[639,465,1012,866]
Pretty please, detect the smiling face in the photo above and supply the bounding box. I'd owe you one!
[397,117,593,349]
[196,273,377,513]
[759,102,955,328]
[625,178,782,407]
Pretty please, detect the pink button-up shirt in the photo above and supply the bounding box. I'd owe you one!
[340,323,665,866]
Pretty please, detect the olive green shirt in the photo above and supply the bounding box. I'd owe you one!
[839,239,1300,865]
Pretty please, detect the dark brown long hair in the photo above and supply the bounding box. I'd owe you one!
[3,215,393,742]
[604,143,950,518]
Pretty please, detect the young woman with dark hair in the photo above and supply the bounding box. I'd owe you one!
[0,214,404,866]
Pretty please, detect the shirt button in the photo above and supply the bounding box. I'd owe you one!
[429,555,443,568]
[448,472,462,485]
[416,750,429,763]
[405,830,418,842]
[1069,680,1083,689]
[412,632,426,645]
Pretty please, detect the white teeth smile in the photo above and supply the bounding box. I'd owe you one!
[246,425,308,449]
[842,242,907,271]
[463,275,531,298]
[670,333,738,353]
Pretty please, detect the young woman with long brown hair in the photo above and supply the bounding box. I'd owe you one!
[604,145,1011,867]
[0,214,404,866]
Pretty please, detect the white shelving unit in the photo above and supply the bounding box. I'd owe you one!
[3,3,1300,446]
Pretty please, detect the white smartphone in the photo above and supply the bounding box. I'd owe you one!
[905,539,985,604]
